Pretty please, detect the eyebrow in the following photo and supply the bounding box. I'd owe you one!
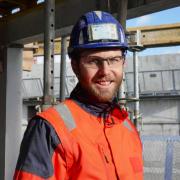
[87,55,123,59]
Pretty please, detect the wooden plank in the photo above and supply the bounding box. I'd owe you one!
[30,23,180,56]
[127,23,180,47]
[34,38,69,56]
[127,23,180,31]
[22,50,34,71]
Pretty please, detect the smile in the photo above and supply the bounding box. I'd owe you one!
[96,80,112,86]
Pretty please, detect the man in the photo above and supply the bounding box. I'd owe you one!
[14,11,143,180]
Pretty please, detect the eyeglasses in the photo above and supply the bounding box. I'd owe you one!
[81,55,125,69]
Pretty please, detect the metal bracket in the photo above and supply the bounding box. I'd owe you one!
[128,45,145,52]
[118,97,140,102]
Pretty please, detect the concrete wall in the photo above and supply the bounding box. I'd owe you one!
[140,99,180,135]
[125,53,180,72]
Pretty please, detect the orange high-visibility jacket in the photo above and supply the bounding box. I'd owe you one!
[14,99,143,180]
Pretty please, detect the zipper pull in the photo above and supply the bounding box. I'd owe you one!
[100,145,109,163]
[104,154,109,163]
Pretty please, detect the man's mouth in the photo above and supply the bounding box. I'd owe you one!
[96,80,113,86]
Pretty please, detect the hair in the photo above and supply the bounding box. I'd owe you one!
[68,49,82,62]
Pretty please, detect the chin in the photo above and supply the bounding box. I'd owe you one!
[92,92,114,103]
[81,82,119,103]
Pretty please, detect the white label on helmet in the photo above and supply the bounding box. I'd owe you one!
[94,11,102,20]
[88,23,118,41]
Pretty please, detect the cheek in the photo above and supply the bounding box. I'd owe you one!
[79,68,96,83]
[113,66,123,78]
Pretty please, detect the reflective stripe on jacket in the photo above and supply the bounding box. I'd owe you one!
[14,99,143,180]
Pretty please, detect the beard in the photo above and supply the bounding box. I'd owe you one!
[79,75,122,103]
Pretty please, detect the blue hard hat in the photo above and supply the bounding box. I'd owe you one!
[68,11,128,57]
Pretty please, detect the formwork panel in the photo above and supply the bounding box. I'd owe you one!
[174,70,180,90]
[143,72,162,91]
[162,71,173,91]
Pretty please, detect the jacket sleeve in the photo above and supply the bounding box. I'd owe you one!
[13,118,67,180]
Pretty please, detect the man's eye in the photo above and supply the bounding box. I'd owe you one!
[88,59,99,64]
[88,60,95,64]
[109,58,119,63]
[111,57,123,62]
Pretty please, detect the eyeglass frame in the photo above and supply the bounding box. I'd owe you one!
[80,55,125,69]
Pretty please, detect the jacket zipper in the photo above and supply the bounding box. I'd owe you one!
[103,117,120,180]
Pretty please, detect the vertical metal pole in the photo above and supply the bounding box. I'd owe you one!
[117,0,128,30]
[117,0,128,102]
[164,140,174,180]
[133,50,139,127]
[43,0,55,108]
[119,72,126,101]
[60,37,67,102]
[133,30,141,129]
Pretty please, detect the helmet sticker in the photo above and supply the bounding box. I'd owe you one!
[79,30,84,45]
[88,23,119,41]
[94,11,102,20]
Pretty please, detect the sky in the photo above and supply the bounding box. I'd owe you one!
[126,6,180,56]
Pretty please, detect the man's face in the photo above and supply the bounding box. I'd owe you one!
[72,49,125,103]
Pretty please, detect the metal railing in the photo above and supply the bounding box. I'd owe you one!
[22,76,77,99]
[142,135,180,180]
[126,69,180,97]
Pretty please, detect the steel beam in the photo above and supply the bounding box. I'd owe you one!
[59,36,67,101]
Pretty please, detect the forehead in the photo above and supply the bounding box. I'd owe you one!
[81,48,123,58]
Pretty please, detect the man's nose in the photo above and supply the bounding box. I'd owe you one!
[98,61,111,74]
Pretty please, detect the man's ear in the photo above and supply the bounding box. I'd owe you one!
[71,60,79,77]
